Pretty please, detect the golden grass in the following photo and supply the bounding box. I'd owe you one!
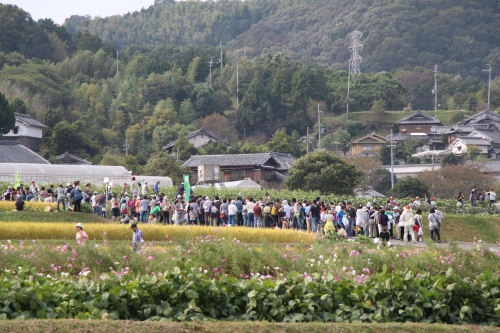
[0,222,316,243]
[0,201,56,211]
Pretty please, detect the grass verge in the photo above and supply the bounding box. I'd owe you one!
[0,321,497,333]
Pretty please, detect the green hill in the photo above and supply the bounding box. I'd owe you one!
[65,0,500,75]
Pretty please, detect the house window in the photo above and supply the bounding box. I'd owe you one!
[263,171,273,181]
[416,125,422,129]
[362,146,372,151]
[13,126,18,134]
[230,170,245,181]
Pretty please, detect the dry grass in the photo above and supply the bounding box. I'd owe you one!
[0,201,56,211]
[0,223,316,243]
[0,321,496,333]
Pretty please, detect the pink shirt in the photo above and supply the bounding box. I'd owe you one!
[76,230,89,246]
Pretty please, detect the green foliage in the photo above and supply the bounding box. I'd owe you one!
[370,168,394,196]
[467,145,482,161]
[144,151,187,184]
[286,151,363,195]
[9,98,27,114]
[0,92,15,135]
[202,141,228,155]
[266,128,300,157]
[379,142,391,165]
[388,176,429,198]
[406,157,421,164]
[174,133,199,161]
[441,153,459,166]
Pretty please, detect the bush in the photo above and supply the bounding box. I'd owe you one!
[1,265,500,324]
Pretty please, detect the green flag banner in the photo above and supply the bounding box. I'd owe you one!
[183,174,191,202]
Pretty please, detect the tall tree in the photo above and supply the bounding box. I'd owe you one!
[286,150,363,195]
[0,93,15,135]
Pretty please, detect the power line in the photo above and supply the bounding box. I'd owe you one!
[348,31,363,74]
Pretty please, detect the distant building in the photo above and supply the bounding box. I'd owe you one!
[55,152,92,165]
[3,113,48,151]
[346,133,387,157]
[0,140,50,164]
[162,128,228,153]
[459,109,500,126]
[395,111,443,135]
[182,152,296,188]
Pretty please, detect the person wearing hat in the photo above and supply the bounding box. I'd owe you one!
[75,223,89,246]
[400,205,416,243]
[393,206,401,239]
[130,223,144,251]
[414,196,421,207]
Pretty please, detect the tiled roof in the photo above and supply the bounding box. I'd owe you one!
[182,152,296,171]
[0,140,50,164]
[396,111,443,125]
[458,136,490,146]
[15,113,48,129]
[459,109,500,125]
[471,129,500,144]
[162,128,226,150]
[55,152,92,165]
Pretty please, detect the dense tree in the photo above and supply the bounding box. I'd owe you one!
[417,164,493,199]
[441,153,459,166]
[0,92,15,135]
[144,152,189,185]
[266,128,299,157]
[286,151,363,195]
[388,177,429,198]
[9,98,27,114]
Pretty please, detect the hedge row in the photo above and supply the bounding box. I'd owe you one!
[1,266,499,324]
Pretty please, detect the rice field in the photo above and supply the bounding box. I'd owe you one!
[0,222,316,243]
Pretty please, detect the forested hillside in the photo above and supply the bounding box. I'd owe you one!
[0,2,499,184]
[65,0,500,75]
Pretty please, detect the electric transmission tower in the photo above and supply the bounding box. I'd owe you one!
[348,31,363,74]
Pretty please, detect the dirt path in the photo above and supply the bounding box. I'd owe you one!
[387,238,500,251]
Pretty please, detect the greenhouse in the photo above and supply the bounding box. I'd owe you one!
[0,163,117,186]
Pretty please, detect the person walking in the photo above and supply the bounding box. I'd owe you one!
[75,223,89,246]
[369,206,377,238]
[139,196,149,223]
[400,205,416,243]
[131,223,144,252]
[428,207,441,242]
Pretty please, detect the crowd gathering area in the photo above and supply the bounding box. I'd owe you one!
[1,177,500,326]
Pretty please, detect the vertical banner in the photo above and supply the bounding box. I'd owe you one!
[15,171,20,188]
[183,174,191,202]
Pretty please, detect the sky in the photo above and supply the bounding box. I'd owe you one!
[5,0,156,24]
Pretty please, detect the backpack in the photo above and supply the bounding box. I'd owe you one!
[271,206,277,215]
[211,205,219,214]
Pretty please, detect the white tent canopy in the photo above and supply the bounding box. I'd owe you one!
[133,175,173,188]
[0,163,116,186]
[192,178,261,190]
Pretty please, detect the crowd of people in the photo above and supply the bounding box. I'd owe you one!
[2,177,446,244]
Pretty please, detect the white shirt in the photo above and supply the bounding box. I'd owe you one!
[246,201,255,213]
[228,203,237,215]
[284,204,290,218]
